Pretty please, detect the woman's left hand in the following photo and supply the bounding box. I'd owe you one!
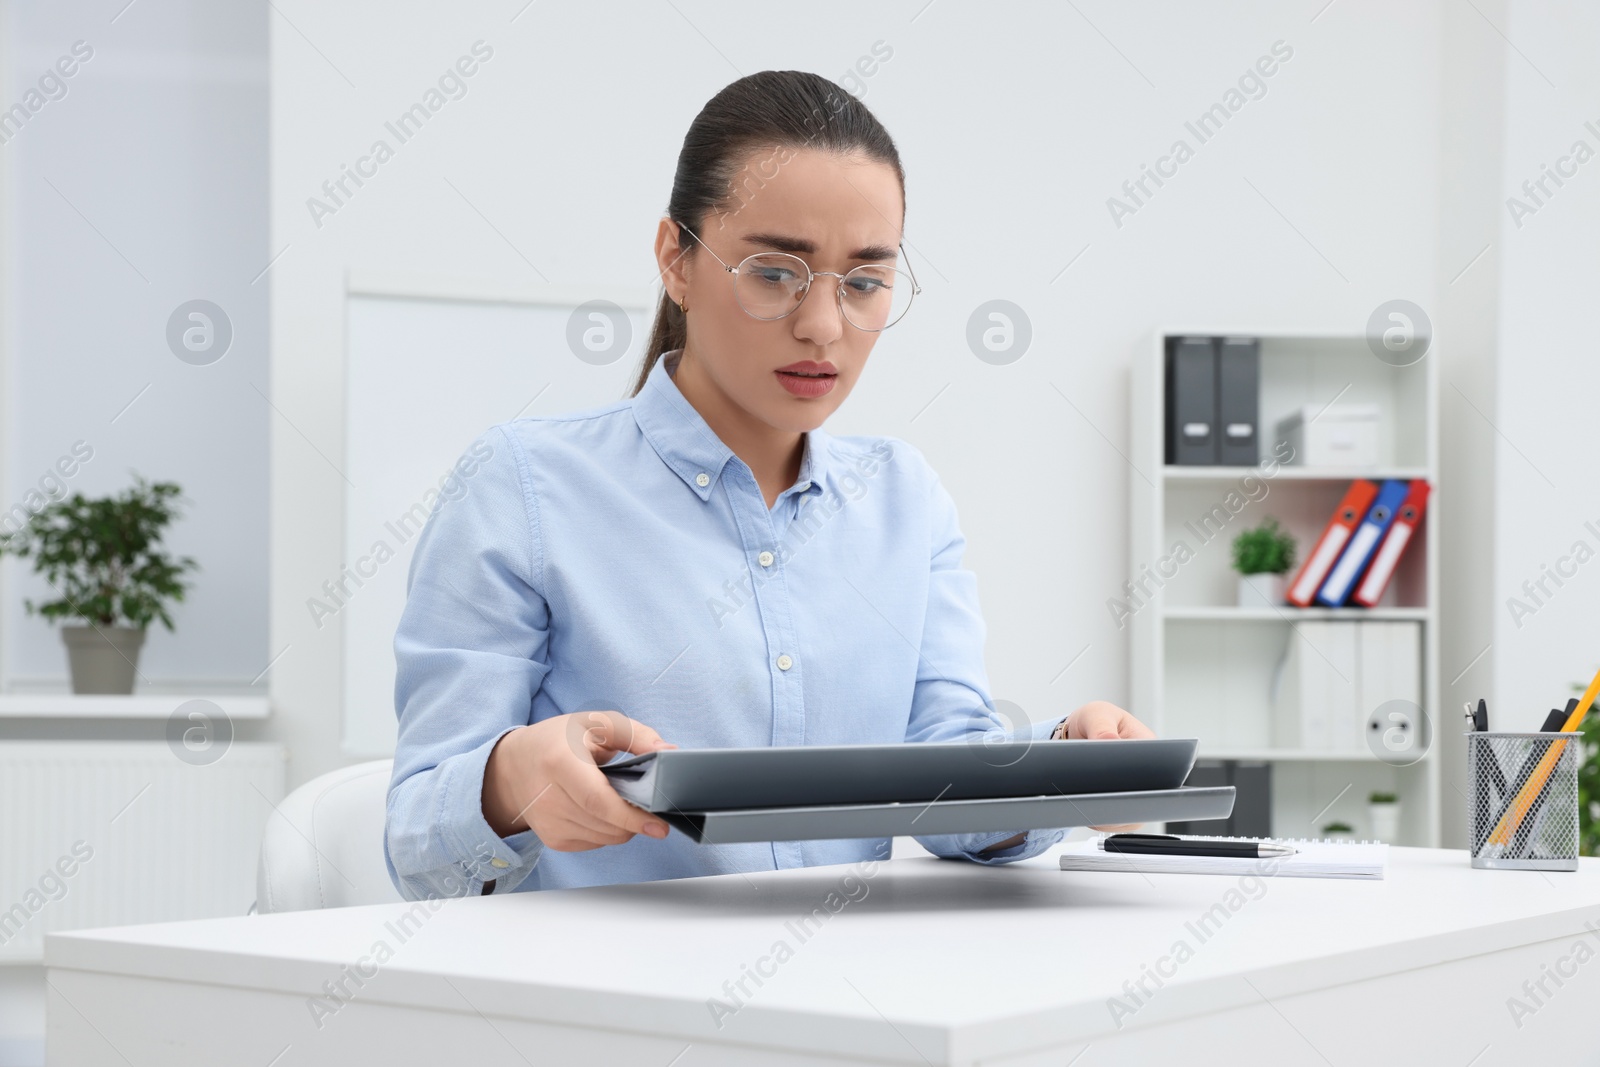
[1062,700,1156,832]
[1064,700,1156,740]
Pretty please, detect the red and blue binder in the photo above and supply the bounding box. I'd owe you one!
[1315,479,1413,607]
[1286,480,1378,607]
[1353,481,1431,607]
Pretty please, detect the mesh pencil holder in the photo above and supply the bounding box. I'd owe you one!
[1468,731,1580,871]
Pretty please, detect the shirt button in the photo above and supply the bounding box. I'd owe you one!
[776,654,793,671]
[695,473,710,487]
[490,857,510,869]
[758,551,774,567]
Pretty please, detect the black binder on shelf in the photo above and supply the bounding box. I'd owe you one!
[600,738,1237,845]
[1165,759,1231,836]
[1216,337,1260,466]
[1166,758,1272,837]
[1230,761,1273,837]
[1165,336,1218,465]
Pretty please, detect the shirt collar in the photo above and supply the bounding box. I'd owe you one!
[633,349,830,503]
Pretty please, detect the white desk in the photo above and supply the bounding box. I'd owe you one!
[46,844,1600,1066]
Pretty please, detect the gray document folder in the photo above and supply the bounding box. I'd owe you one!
[599,738,1236,845]
[1166,336,1218,465]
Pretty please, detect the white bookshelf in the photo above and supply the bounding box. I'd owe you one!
[1164,466,1432,483]
[1163,606,1430,622]
[1130,331,1441,847]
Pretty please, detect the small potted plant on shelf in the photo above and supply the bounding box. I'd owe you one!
[1231,518,1296,607]
[1367,791,1401,842]
[1322,820,1356,842]
[0,476,199,694]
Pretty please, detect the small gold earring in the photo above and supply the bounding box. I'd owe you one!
[679,296,688,313]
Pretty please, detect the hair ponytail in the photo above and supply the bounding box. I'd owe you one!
[628,70,905,397]
[634,291,687,395]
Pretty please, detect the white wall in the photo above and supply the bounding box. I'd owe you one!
[268,0,1459,787]
[2,0,268,692]
[1490,0,1600,726]
[1433,0,1507,851]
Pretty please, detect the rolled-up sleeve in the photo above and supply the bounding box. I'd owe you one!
[384,425,551,900]
[900,451,1068,865]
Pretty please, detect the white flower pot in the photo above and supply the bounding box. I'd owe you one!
[1368,802,1402,843]
[1237,573,1286,608]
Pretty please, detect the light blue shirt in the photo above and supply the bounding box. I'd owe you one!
[384,349,1068,900]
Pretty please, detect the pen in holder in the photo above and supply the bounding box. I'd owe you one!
[1468,731,1579,871]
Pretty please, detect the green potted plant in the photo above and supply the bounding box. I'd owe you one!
[1321,820,1356,842]
[1231,518,1296,607]
[1367,790,1401,842]
[0,476,199,694]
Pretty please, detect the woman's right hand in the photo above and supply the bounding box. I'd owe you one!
[482,710,676,849]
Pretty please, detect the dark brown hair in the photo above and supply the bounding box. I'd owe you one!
[628,70,905,396]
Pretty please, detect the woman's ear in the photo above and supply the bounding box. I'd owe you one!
[653,216,692,307]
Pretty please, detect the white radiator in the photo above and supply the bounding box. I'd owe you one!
[0,742,285,962]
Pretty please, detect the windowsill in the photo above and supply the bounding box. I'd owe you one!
[0,693,270,719]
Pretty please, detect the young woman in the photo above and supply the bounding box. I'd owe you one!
[384,70,1153,900]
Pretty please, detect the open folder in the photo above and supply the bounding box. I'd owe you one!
[599,738,1235,845]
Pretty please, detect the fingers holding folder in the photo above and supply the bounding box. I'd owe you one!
[1064,701,1158,741]
[1060,702,1158,832]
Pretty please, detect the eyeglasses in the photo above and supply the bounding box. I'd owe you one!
[677,220,921,332]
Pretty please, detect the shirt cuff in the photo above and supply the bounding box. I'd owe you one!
[915,824,1068,865]
[429,727,545,898]
[1034,714,1067,742]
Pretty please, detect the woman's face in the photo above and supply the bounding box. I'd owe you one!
[656,146,906,435]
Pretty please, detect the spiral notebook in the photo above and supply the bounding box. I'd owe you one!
[1057,835,1388,880]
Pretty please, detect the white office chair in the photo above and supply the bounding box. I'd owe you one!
[254,759,404,913]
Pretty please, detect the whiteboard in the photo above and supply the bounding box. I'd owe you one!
[341,290,652,756]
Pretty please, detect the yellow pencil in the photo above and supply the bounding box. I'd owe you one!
[1485,665,1600,852]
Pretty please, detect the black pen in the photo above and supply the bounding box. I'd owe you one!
[1099,833,1297,859]
[1485,712,1561,858]
[1510,699,1580,858]
[1541,699,1579,733]
[1468,700,1509,853]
